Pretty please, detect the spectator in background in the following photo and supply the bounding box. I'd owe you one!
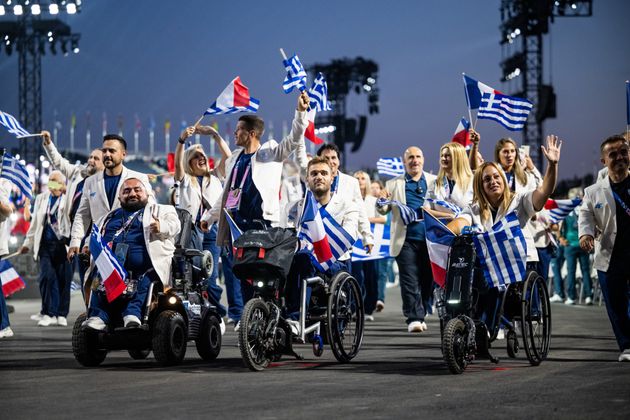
[0,176,14,338]
[371,180,391,312]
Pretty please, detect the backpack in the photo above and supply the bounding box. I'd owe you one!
[232,228,298,281]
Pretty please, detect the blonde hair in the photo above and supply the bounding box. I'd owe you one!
[436,142,472,194]
[353,170,371,198]
[494,138,527,187]
[183,144,209,187]
[472,162,515,224]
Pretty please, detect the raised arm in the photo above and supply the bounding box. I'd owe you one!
[469,129,481,171]
[195,125,232,179]
[174,126,195,182]
[42,130,82,180]
[270,91,309,161]
[532,135,562,211]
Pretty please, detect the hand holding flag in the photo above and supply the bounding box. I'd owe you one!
[280,49,307,93]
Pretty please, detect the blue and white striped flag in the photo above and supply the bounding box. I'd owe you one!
[351,223,390,261]
[0,110,30,138]
[478,92,532,131]
[312,205,356,272]
[376,157,405,177]
[0,153,33,201]
[282,54,307,93]
[544,197,582,224]
[473,212,527,289]
[424,198,462,216]
[308,72,332,111]
[376,197,421,225]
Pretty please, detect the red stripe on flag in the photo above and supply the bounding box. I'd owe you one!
[232,77,250,108]
[430,262,447,288]
[452,130,470,148]
[304,121,324,145]
[544,199,558,210]
[2,278,25,298]
[104,271,126,303]
[312,237,333,262]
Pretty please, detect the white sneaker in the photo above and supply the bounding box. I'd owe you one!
[365,314,375,322]
[0,326,14,338]
[57,316,68,327]
[565,298,576,305]
[123,315,141,328]
[38,315,58,327]
[549,294,563,303]
[619,349,630,362]
[496,328,505,340]
[82,316,106,331]
[219,318,226,336]
[226,318,236,325]
[585,297,593,305]
[408,321,425,333]
[233,321,240,332]
[286,319,300,336]
[30,313,43,321]
[375,300,385,312]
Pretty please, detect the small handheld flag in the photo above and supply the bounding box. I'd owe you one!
[424,212,455,287]
[282,54,307,93]
[478,92,532,131]
[89,224,127,303]
[376,157,405,177]
[351,223,391,262]
[1,260,26,298]
[298,191,333,263]
[544,197,582,224]
[0,110,30,138]
[376,197,421,225]
[304,109,324,145]
[452,117,471,149]
[308,73,332,111]
[463,74,501,110]
[223,209,243,244]
[0,153,33,201]
[204,77,260,116]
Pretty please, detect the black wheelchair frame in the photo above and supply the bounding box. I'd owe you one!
[436,233,552,374]
[72,208,223,367]
[235,229,365,371]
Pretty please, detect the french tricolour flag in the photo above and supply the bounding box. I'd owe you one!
[204,77,260,115]
[299,191,333,263]
[452,117,471,149]
[89,224,127,303]
[304,109,324,145]
[463,74,502,110]
[1,260,26,298]
[424,212,455,288]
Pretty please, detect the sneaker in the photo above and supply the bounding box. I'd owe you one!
[585,297,593,306]
[123,315,141,328]
[375,300,385,312]
[565,298,576,305]
[286,319,300,336]
[30,313,43,321]
[0,326,14,338]
[38,315,58,327]
[57,316,68,327]
[619,349,630,362]
[226,318,237,325]
[365,314,375,322]
[234,321,240,332]
[549,294,563,303]
[82,317,106,331]
[408,321,425,333]
[219,318,226,336]
[496,328,505,340]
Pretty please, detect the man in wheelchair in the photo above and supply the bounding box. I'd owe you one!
[283,157,359,333]
[83,178,180,330]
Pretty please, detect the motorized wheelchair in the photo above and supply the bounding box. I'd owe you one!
[435,230,551,374]
[232,227,365,371]
[72,208,222,367]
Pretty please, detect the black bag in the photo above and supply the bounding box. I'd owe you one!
[232,228,298,281]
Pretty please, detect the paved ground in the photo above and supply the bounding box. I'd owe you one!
[1,287,628,419]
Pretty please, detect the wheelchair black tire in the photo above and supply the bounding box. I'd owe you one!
[239,298,272,371]
[442,317,469,374]
[152,310,187,366]
[506,329,519,358]
[195,313,222,361]
[326,272,364,363]
[72,313,107,367]
[128,349,151,360]
[520,271,551,366]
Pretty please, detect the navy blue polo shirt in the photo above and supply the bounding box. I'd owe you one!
[404,173,428,241]
[232,152,265,231]
[103,173,122,209]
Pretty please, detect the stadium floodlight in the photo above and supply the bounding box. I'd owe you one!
[49,3,59,14]
[0,5,5,16]
[66,3,77,14]
[31,4,41,15]
[13,4,23,15]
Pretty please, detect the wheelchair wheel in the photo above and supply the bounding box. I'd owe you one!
[195,313,222,361]
[128,349,151,360]
[239,298,272,371]
[506,329,519,358]
[152,310,187,366]
[442,317,470,374]
[326,272,364,363]
[72,313,107,367]
[520,272,551,366]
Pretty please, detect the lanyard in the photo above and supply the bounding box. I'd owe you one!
[612,190,630,218]
[230,158,251,191]
[113,209,143,242]
[47,195,60,222]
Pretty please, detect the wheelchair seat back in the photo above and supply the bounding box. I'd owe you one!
[445,234,477,308]
[174,208,193,249]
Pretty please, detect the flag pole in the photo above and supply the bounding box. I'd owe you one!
[279,48,288,61]
[17,133,44,139]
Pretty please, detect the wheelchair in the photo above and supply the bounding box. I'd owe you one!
[233,227,365,371]
[72,208,223,367]
[435,231,551,374]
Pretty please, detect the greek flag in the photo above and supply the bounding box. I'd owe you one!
[425,198,462,216]
[308,73,332,111]
[311,205,356,272]
[0,153,33,201]
[282,54,307,93]
[544,197,582,224]
[473,212,527,289]
[376,197,421,225]
[376,157,405,177]
[478,92,532,131]
[0,110,30,138]
[351,223,391,261]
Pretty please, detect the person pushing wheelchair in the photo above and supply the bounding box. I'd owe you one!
[82,178,181,330]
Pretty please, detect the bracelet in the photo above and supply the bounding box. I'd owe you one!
[178,138,185,144]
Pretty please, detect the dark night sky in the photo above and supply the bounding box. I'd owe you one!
[1,0,629,180]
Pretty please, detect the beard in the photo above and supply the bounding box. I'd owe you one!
[121,199,147,212]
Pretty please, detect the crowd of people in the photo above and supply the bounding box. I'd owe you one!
[0,94,628,362]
